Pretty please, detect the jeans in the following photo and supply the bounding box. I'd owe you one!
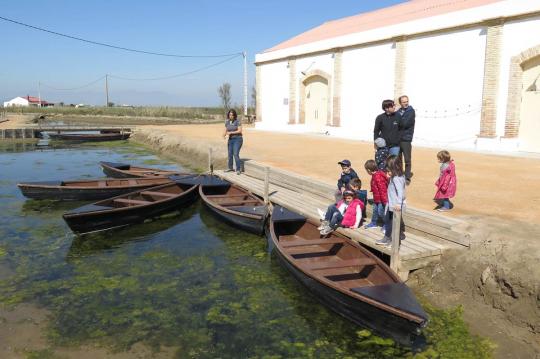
[227,136,243,171]
[370,203,385,225]
[399,141,412,180]
[384,210,405,240]
[388,146,400,156]
[325,204,343,229]
[435,198,453,209]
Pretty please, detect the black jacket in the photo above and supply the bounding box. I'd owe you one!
[398,106,415,142]
[373,112,401,147]
[337,168,358,189]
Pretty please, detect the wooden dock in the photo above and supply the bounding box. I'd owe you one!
[214,160,470,280]
[0,126,132,140]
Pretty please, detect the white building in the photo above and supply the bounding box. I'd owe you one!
[255,0,540,153]
[3,96,52,107]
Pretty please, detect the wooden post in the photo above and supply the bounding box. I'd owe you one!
[390,209,402,273]
[208,147,213,174]
[264,166,270,204]
[22,128,26,140]
[1,129,4,139]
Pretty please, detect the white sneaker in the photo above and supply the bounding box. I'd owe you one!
[317,208,326,220]
[320,225,333,236]
[317,220,329,231]
[375,236,391,245]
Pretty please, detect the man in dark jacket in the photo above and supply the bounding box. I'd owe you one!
[373,99,401,156]
[397,95,415,185]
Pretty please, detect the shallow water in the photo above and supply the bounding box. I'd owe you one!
[0,141,493,358]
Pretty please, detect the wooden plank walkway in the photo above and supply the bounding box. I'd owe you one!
[214,160,471,280]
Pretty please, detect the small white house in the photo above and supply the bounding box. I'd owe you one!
[3,96,52,108]
[255,0,540,153]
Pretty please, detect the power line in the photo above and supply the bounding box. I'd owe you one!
[40,75,105,91]
[0,15,242,58]
[109,54,241,81]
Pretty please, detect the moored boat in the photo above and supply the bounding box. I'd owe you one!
[269,206,428,345]
[63,182,198,234]
[200,183,267,234]
[17,177,172,201]
[100,161,184,178]
[48,132,131,141]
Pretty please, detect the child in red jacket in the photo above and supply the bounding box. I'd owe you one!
[434,150,457,212]
[363,159,389,230]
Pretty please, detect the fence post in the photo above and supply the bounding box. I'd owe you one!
[264,167,270,204]
[208,147,213,174]
[390,209,402,273]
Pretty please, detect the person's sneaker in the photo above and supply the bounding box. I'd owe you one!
[376,236,391,245]
[317,220,329,230]
[320,226,333,236]
[236,170,241,175]
[364,222,378,230]
[433,205,442,210]
[437,207,450,212]
[406,178,411,186]
[225,169,234,173]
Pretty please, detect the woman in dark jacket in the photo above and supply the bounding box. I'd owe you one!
[223,109,243,174]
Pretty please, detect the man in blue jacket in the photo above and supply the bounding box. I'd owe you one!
[398,95,415,185]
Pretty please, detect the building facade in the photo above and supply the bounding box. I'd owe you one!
[255,0,540,153]
[3,96,52,107]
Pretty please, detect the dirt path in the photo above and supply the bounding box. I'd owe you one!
[140,123,540,224]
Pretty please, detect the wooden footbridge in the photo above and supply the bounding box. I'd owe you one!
[214,160,470,280]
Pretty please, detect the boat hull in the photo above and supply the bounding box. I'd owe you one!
[48,133,131,141]
[203,200,266,235]
[63,184,198,234]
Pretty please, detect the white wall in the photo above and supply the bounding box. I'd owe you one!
[339,43,396,141]
[258,61,289,130]
[497,16,540,137]
[404,27,486,149]
[3,97,29,107]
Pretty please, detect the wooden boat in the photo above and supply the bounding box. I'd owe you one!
[48,132,131,141]
[200,183,267,235]
[17,177,172,201]
[100,161,184,178]
[63,182,198,234]
[269,206,428,345]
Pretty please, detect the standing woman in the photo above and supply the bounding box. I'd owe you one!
[223,109,243,174]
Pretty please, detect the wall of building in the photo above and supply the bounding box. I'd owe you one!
[258,61,289,130]
[3,97,29,107]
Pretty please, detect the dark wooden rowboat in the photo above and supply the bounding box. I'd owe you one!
[48,132,131,141]
[269,206,428,345]
[63,182,198,234]
[17,177,172,201]
[100,161,184,178]
[200,183,267,235]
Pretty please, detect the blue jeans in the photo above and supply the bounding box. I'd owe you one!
[227,136,243,171]
[435,198,453,209]
[388,146,400,156]
[384,210,405,240]
[370,203,385,225]
[325,204,343,229]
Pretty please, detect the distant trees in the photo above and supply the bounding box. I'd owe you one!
[218,83,231,110]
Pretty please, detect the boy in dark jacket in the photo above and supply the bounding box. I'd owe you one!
[373,99,401,156]
[335,159,359,202]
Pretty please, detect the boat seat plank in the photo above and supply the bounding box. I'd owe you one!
[98,181,107,187]
[215,199,262,206]
[113,198,151,205]
[303,258,376,271]
[141,191,177,197]
[281,238,346,247]
[128,179,138,185]
[206,194,252,198]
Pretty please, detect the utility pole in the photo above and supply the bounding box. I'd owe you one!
[105,74,109,107]
[243,51,248,117]
[38,81,42,107]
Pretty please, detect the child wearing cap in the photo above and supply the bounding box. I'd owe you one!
[319,190,364,236]
[336,159,359,201]
[374,137,390,171]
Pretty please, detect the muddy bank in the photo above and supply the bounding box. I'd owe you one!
[42,114,223,126]
[131,127,539,359]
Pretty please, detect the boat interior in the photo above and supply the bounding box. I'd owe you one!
[62,178,170,188]
[273,220,396,291]
[100,183,190,208]
[202,185,265,208]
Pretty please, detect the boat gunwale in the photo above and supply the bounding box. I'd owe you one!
[17,178,172,190]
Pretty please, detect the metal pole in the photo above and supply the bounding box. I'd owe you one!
[105,74,109,107]
[390,209,402,273]
[38,81,42,108]
[243,51,248,117]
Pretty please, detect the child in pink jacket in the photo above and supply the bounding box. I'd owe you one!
[434,150,457,212]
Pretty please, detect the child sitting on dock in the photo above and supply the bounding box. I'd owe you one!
[434,150,457,212]
[376,155,406,247]
[348,178,367,221]
[363,159,388,230]
[319,190,364,236]
[374,137,390,170]
[335,159,359,201]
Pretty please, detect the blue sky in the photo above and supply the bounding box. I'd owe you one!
[1,0,405,106]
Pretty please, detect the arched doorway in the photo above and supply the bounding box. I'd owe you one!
[304,75,329,132]
[519,56,540,152]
